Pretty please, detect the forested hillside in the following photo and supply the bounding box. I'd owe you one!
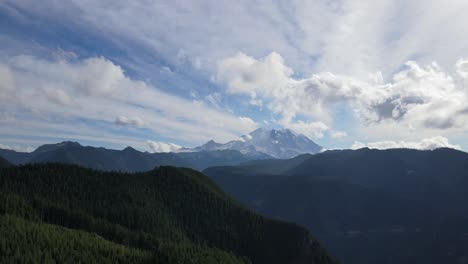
[0,163,334,264]
[0,157,11,168]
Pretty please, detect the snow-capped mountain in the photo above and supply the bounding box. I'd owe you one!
[193,128,323,159]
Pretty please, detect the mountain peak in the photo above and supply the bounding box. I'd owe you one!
[33,141,82,154]
[122,146,139,153]
[193,140,223,152]
[194,128,323,159]
[59,141,82,147]
[250,128,297,137]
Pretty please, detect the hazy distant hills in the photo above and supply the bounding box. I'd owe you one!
[204,147,468,264]
[0,141,272,171]
[190,128,323,159]
[0,163,335,264]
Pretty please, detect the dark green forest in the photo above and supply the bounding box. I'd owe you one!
[0,163,334,264]
[0,157,11,168]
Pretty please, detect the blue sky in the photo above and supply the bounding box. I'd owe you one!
[1,0,468,152]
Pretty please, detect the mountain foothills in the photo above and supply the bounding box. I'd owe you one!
[0,141,268,172]
[204,148,468,264]
[0,128,322,171]
[0,163,335,264]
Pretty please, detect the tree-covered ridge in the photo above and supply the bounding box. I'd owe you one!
[0,215,153,264]
[0,163,335,264]
[0,157,11,168]
[0,214,248,264]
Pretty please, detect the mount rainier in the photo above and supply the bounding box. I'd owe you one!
[191,128,323,159]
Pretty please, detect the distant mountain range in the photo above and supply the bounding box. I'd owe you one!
[204,147,468,264]
[189,128,323,159]
[0,141,272,171]
[0,128,323,170]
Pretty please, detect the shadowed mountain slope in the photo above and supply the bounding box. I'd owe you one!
[204,148,468,264]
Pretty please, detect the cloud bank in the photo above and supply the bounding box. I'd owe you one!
[218,52,468,140]
[147,141,181,153]
[351,136,462,151]
[0,55,257,150]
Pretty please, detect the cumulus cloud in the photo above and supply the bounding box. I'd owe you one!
[238,116,257,128]
[217,52,292,98]
[0,143,34,152]
[284,120,330,139]
[330,131,348,139]
[73,57,126,96]
[351,136,461,151]
[217,52,334,138]
[115,116,145,127]
[0,143,12,150]
[456,58,468,79]
[147,141,181,153]
[218,52,468,137]
[0,55,258,146]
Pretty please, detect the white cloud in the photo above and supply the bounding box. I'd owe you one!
[218,52,468,138]
[0,55,258,146]
[330,131,348,139]
[238,116,257,128]
[4,0,468,149]
[0,143,12,150]
[0,143,34,152]
[351,136,461,151]
[115,116,145,127]
[6,0,468,83]
[315,1,394,77]
[217,52,333,138]
[2,0,337,77]
[456,58,468,79]
[45,88,73,106]
[283,120,330,139]
[217,52,292,97]
[147,140,181,153]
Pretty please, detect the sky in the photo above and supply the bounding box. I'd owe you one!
[1,0,468,152]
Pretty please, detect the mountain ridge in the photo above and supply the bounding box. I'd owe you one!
[0,141,271,172]
[203,147,468,264]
